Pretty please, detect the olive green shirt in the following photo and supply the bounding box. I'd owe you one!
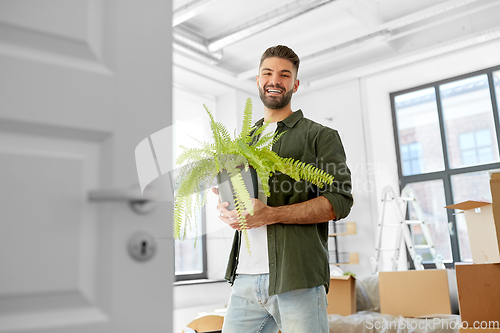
[224,110,353,296]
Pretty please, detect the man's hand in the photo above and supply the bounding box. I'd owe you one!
[211,187,336,228]
[211,187,272,230]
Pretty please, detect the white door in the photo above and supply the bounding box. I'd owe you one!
[0,1,173,332]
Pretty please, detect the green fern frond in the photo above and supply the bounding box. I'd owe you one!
[270,130,286,147]
[249,121,268,142]
[214,122,232,147]
[176,147,211,165]
[240,98,253,139]
[229,169,254,215]
[205,104,227,153]
[278,157,334,187]
[233,190,251,255]
[187,135,216,153]
[253,132,274,149]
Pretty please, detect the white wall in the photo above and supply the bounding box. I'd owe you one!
[293,79,376,277]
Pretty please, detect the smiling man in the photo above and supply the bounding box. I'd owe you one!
[215,45,353,333]
[257,56,297,111]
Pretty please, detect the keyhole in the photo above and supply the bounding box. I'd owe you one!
[128,231,155,261]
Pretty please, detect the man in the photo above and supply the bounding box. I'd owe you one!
[213,45,353,333]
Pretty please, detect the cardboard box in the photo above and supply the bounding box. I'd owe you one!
[456,263,500,328]
[379,269,459,317]
[327,275,356,316]
[445,173,500,264]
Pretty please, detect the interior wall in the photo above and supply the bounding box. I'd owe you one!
[293,79,375,278]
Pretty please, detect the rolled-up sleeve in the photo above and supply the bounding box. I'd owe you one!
[317,130,353,220]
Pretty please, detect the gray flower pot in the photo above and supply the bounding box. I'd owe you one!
[216,166,259,211]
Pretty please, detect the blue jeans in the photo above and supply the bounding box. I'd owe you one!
[222,274,329,333]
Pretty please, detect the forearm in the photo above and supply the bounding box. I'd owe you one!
[267,195,336,225]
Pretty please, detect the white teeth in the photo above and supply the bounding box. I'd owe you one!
[267,89,281,94]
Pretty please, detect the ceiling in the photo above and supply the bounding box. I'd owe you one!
[172,0,500,96]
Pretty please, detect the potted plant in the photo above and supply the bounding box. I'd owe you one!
[173,98,334,252]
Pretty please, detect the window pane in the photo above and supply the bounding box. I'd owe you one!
[476,129,492,147]
[478,147,493,163]
[451,171,495,262]
[440,74,500,168]
[459,132,474,150]
[174,202,204,275]
[461,150,477,166]
[404,180,452,262]
[493,70,500,111]
[400,145,409,159]
[395,88,445,176]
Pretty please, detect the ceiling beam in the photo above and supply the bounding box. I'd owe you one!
[236,0,482,80]
[207,0,337,53]
[173,0,222,27]
[173,0,339,66]
[303,25,500,92]
[173,26,222,65]
[173,53,257,95]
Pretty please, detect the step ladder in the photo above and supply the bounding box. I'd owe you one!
[370,185,445,274]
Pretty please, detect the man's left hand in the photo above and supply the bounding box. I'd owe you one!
[218,198,272,230]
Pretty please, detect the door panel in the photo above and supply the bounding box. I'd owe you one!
[0,128,107,331]
[0,0,173,332]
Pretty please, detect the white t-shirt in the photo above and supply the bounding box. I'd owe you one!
[236,122,277,275]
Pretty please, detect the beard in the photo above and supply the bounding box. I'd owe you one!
[258,84,294,110]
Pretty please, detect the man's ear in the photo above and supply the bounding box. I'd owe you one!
[256,75,260,88]
[293,79,300,93]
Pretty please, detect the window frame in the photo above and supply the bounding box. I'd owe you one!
[173,86,214,282]
[391,64,500,267]
[174,208,208,282]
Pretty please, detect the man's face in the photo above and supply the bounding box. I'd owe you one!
[256,57,299,110]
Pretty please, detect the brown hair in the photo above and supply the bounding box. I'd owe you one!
[259,45,300,77]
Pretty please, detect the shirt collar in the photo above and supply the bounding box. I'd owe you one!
[254,110,303,128]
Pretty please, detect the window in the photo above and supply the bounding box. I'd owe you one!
[173,87,215,281]
[393,87,445,176]
[459,130,494,166]
[401,142,422,175]
[391,65,500,266]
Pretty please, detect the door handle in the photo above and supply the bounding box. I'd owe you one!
[88,185,159,214]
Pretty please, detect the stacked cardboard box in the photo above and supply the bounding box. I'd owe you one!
[379,269,459,317]
[455,263,500,332]
[327,275,356,316]
[446,172,500,332]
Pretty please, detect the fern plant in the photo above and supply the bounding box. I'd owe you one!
[174,98,335,252]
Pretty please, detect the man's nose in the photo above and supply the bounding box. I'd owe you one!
[268,74,280,85]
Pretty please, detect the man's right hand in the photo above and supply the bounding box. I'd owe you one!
[212,186,231,214]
